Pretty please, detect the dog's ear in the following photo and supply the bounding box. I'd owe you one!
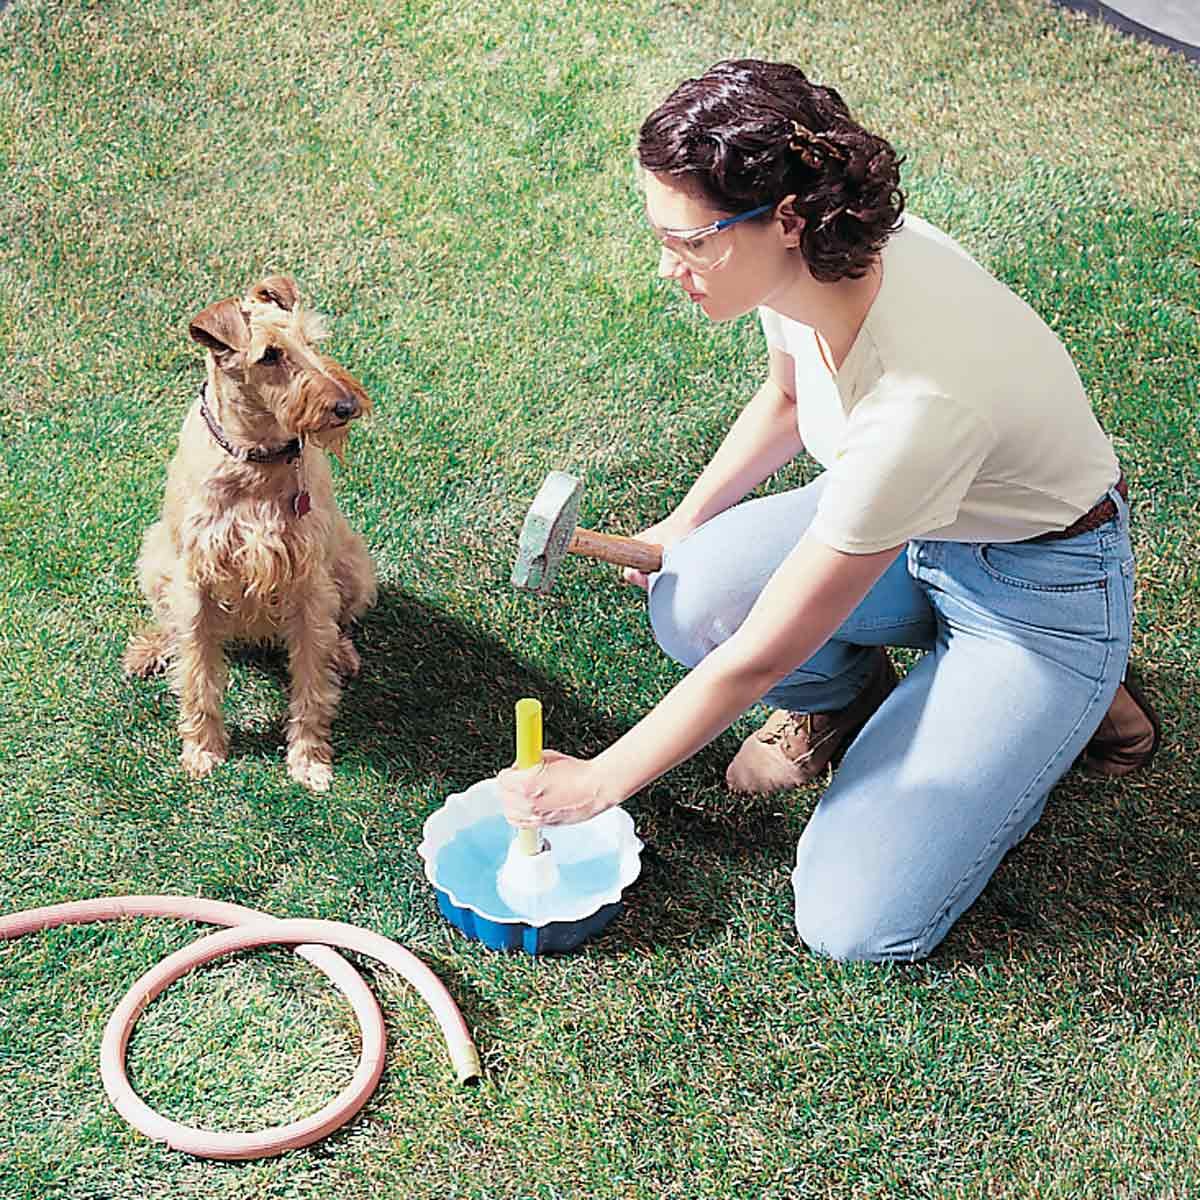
[247,275,299,312]
[189,298,249,365]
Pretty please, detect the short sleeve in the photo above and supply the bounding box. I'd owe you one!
[758,305,786,350]
[809,385,997,553]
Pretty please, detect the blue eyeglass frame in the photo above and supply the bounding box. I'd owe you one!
[657,202,775,242]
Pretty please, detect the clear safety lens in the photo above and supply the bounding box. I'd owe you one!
[652,203,772,272]
[658,230,731,271]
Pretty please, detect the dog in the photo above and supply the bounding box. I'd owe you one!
[123,275,377,792]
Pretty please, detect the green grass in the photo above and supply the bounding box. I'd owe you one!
[1,0,1198,1196]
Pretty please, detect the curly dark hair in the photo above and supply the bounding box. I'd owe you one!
[637,59,905,282]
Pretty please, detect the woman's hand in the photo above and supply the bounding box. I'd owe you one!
[622,514,696,589]
[497,750,618,827]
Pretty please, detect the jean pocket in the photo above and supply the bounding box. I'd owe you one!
[973,541,1108,593]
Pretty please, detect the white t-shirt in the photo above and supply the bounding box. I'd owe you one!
[759,214,1120,553]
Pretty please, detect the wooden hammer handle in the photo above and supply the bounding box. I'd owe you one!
[567,528,663,573]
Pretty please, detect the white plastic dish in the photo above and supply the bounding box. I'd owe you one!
[418,777,644,928]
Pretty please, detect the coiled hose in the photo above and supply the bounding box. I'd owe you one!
[0,895,481,1160]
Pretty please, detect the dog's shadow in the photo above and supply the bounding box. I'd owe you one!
[225,585,793,953]
[338,590,620,791]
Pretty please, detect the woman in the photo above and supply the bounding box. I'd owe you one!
[498,59,1159,962]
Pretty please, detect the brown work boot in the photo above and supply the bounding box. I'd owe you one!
[726,649,899,795]
[1081,666,1161,777]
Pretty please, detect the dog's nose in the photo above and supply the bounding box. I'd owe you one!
[333,395,359,421]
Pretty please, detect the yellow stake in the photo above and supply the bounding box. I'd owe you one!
[514,698,543,856]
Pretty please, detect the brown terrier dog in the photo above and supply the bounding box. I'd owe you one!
[124,275,377,791]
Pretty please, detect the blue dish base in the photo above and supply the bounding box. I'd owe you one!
[434,888,624,954]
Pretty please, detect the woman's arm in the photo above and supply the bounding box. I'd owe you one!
[669,346,804,531]
[622,347,805,588]
[499,533,904,825]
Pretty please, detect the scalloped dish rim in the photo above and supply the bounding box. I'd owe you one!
[418,777,645,927]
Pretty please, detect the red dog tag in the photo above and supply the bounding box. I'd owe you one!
[294,491,311,518]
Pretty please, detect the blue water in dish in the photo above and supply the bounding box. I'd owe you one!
[433,814,622,922]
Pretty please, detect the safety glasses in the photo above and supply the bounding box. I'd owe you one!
[651,202,774,271]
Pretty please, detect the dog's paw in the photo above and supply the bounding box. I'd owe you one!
[181,741,227,778]
[288,749,333,792]
[123,628,173,678]
[332,634,362,680]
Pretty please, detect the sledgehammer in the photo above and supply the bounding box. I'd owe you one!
[511,471,663,595]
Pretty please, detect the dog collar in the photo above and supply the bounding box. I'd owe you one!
[198,383,303,465]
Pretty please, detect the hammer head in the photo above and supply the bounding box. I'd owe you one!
[512,470,582,595]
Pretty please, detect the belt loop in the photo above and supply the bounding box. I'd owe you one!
[1110,479,1130,525]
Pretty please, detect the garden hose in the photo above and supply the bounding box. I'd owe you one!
[0,895,481,1160]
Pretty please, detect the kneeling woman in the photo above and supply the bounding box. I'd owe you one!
[498,59,1158,962]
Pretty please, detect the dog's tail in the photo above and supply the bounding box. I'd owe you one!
[123,626,174,678]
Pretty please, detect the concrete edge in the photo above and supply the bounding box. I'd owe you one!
[1048,0,1200,62]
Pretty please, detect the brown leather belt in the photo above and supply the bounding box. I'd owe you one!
[1028,474,1127,542]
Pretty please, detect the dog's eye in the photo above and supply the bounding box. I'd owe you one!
[258,346,282,366]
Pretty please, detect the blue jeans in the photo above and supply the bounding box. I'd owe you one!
[647,473,1135,962]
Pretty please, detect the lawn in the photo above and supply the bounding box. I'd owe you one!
[1,0,1198,1197]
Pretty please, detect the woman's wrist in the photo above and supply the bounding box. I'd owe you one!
[587,750,638,811]
[668,500,712,535]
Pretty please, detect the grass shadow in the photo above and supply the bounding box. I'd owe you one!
[211,587,798,957]
[335,586,788,954]
[224,610,1198,971]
